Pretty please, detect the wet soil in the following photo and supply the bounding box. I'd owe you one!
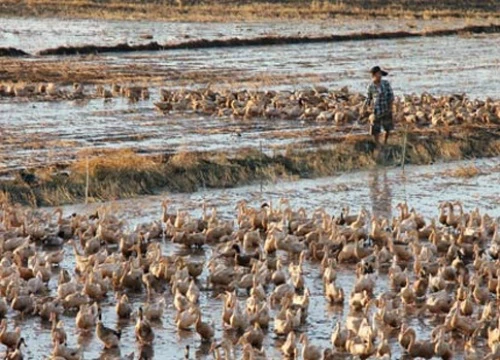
[4,157,500,360]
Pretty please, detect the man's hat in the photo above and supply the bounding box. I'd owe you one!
[370,66,388,76]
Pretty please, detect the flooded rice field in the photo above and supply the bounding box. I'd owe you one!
[1,15,500,359]
[1,27,500,172]
[55,156,500,227]
[105,33,500,96]
[1,157,500,359]
[1,17,496,53]
[0,97,361,173]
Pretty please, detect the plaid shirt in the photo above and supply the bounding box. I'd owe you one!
[365,79,394,117]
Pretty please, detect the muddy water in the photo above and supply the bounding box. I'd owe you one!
[117,33,500,97]
[1,15,499,359]
[6,157,498,359]
[1,17,494,53]
[54,156,500,225]
[2,32,500,172]
[0,97,351,173]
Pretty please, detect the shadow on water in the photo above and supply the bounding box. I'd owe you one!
[99,347,122,359]
[369,168,393,219]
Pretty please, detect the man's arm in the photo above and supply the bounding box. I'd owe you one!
[386,81,394,104]
[363,84,373,110]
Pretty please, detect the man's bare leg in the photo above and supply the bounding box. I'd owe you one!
[373,133,380,148]
[384,130,390,145]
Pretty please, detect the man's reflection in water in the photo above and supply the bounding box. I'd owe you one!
[369,169,392,220]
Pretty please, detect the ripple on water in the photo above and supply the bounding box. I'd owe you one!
[2,157,495,359]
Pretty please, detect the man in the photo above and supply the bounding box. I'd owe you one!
[364,66,394,146]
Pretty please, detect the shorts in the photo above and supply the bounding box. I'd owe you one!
[370,112,394,135]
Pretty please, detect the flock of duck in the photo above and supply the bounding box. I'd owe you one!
[154,87,500,128]
[1,81,499,128]
[0,198,499,359]
[0,82,149,102]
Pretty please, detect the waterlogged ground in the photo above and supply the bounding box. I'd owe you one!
[3,157,499,359]
[1,17,500,358]
[54,156,500,226]
[0,97,365,173]
[0,17,496,53]
[1,31,500,173]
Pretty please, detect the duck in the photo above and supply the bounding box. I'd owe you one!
[377,332,391,358]
[186,279,200,304]
[349,290,370,312]
[322,259,337,283]
[406,328,435,359]
[0,320,21,349]
[218,291,236,326]
[210,339,235,360]
[175,306,198,330]
[249,301,271,329]
[241,342,267,360]
[143,298,165,321]
[51,342,83,360]
[274,309,294,336]
[229,301,248,332]
[63,291,91,311]
[5,337,26,360]
[76,303,98,331]
[241,322,265,349]
[300,334,322,360]
[195,310,214,342]
[174,289,191,312]
[116,294,133,319]
[271,259,287,285]
[36,297,64,321]
[472,275,490,304]
[459,293,474,316]
[434,330,453,360]
[135,307,154,345]
[96,309,121,348]
[325,280,344,305]
[11,293,36,315]
[354,269,376,295]
[398,323,415,350]
[377,297,402,328]
[400,276,416,305]
[50,312,67,345]
[331,322,348,350]
[44,249,65,266]
[346,333,375,358]
[281,331,297,357]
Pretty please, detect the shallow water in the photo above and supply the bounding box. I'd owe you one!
[118,33,499,97]
[1,16,500,358]
[1,17,493,53]
[2,32,500,172]
[55,156,500,224]
[1,16,500,173]
[0,97,352,172]
[5,157,497,359]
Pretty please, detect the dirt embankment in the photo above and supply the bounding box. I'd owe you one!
[2,0,499,22]
[0,48,29,57]
[2,126,499,206]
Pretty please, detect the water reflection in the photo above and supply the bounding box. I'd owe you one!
[369,169,393,219]
[99,347,122,359]
[138,344,154,360]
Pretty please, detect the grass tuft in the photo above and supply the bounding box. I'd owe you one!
[1,0,499,22]
[0,127,499,206]
[445,164,484,178]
